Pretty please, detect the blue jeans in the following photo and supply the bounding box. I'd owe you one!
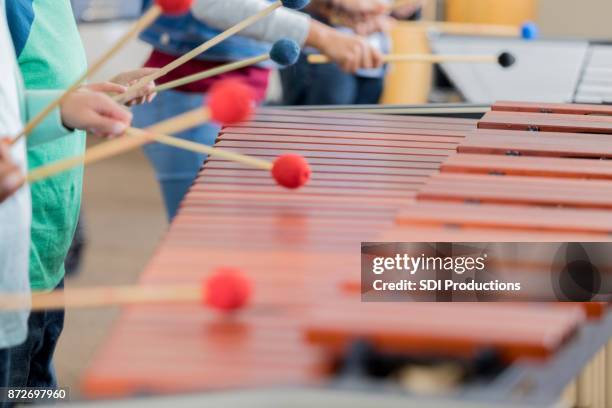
[280,54,384,105]
[132,90,220,221]
[0,349,9,407]
[8,280,64,389]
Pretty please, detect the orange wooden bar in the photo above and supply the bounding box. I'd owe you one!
[442,153,612,180]
[305,302,585,362]
[492,101,612,116]
[478,111,612,134]
[396,202,612,235]
[459,130,612,158]
[417,173,612,209]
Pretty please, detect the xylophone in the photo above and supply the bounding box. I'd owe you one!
[429,35,612,106]
[82,102,612,407]
[575,44,612,104]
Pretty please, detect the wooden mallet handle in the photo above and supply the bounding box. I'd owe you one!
[7,285,201,311]
[28,125,305,185]
[145,130,272,170]
[151,38,301,94]
[308,53,511,65]
[0,269,251,312]
[410,21,519,37]
[115,1,284,104]
[152,54,269,93]
[26,108,209,184]
[28,79,256,183]
[308,52,515,68]
[136,130,311,190]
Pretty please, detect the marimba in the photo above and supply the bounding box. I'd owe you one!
[82,102,612,408]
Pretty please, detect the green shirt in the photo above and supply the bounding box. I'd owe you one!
[14,0,88,290]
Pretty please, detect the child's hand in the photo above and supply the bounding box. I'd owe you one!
[110,68,160,106]
[309,23,384,73]
[0,141,24,203]
[353,14,394,35]
[332,0,387,16]
[391,0,425,19]
[60,89,133,138]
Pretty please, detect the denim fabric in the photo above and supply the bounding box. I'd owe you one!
[0,348,9,408]
[139,0,271,63]
[8,280,64,389]
[132,90,220,220]
[280,54,384,105]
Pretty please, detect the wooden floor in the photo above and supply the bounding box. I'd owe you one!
[53,145,166,397]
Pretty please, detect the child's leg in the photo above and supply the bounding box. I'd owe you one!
[132,89,220,221]
[279,53,311,105]
[0,348,10,407]
[355,76,384,105]
[8,280,65,388]
[281,53,359,105]
[307,60,357,105]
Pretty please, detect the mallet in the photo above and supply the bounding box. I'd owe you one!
[520,22,539,40]
[0,268,251,313]
[410,21,538,40]
[12,0,193,143]
[146,131,311,189]
[27,81,311,190]
[308,52,516,68]
[27,79,255,183]
[115,0,310,104]
[152,39,301,93]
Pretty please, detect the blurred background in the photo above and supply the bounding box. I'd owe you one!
[74,0,612,105]
[57,0,612,396]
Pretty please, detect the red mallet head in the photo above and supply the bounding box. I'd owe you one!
[271,154,311,189]
[155,0,194,15]
[203,267,252,312]
[208,80,256,125]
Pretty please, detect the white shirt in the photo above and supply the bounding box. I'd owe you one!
[191,0,311,46]
[0,0,31,349]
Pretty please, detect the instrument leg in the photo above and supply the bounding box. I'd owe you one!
[561,380,577,407]
[577,358,594,408]
[605,340,612,407]
[594,349,605,408]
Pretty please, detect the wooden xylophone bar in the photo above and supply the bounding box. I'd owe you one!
[490,101,612,116]
[442,154,612,180]
[83,104,611,407]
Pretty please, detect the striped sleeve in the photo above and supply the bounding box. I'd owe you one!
[5,0,35,57]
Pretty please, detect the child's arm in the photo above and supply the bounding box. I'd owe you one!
[25,88,133,147]
[191,0,383,73]
[24,90,73,147]
[192,0,311,45]
[0,141,24,203]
